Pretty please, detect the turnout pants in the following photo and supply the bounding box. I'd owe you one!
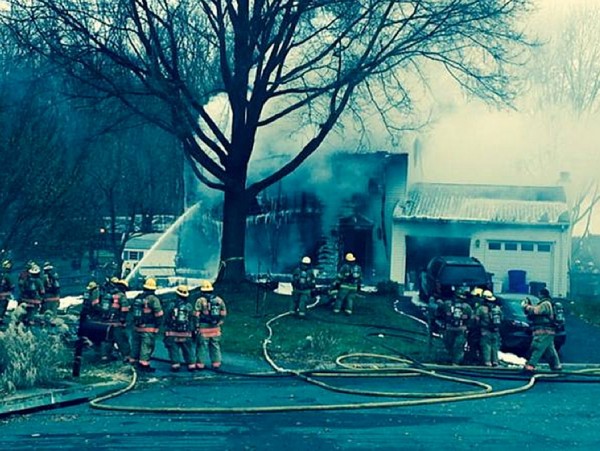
[131,330,158,365]
[527,332,561,369]
[334,286,358,313]
[480,331,501,366]
[164,335,195,366]
[196,327,222,368]
[444,328,467,365]
[290,289,312,315]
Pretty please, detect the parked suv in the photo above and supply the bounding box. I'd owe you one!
[419,256,491,301]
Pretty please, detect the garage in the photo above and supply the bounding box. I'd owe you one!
[390,183,571,297]
[482,240,554,293]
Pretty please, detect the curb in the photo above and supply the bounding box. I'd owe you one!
[0,381,127,417]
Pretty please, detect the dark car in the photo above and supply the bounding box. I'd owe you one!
[496,293,566,355]
[419,256,491,301]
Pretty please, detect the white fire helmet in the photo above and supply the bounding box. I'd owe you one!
[301,256,311,265]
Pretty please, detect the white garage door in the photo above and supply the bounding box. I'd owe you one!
[483,241,554,292]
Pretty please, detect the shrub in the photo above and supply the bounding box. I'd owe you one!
[0,322,71,393]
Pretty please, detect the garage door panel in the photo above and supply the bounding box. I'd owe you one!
[484,241,554,292]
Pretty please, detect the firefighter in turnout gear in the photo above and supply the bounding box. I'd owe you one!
[80,280,115,360]
[290,256,316,317]
[97,278,133,362]
[475,290,503,366]
[41,262,61,316]
[19,264,45,325]
[439,293,473,365]
[465,287,484,364]
[523,288,562,372]
[0,259,14,325]
[131,278,163,372]
[333,253,362,315]
[164,285,196,372]
[194,280,227,369]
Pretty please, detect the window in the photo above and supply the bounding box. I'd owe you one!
[504,242,518,251]
[124,251,144,261]
[488,242,501,250]
[537,243,551,252]
[521,243,534,251]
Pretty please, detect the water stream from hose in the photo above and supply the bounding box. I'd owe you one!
[124,202,201,284]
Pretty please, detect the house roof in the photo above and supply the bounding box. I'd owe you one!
[394,183,570,225]
[125,232,178,251]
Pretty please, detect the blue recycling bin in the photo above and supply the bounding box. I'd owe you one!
[508,270,528,293]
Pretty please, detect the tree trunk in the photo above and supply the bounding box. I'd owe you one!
[217,186,250,283]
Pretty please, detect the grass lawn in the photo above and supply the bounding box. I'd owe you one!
[217,283,438,369]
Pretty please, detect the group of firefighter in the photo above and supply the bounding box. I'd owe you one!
[0,258,61,326]
[81,277,227,373]
[428,286,564,371]
[290,252,362,317]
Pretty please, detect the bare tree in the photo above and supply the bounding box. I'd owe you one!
[2,0,532,282]
[524,3,600,246]
[90,121,184,267]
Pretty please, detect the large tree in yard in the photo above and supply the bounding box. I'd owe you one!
[2,0,532,282]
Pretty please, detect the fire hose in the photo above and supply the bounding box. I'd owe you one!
[89,297,600,413]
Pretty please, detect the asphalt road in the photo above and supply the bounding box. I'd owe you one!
[2,372,600,450]
[2,299,600,450]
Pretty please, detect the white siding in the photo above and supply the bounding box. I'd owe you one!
[390,226,407,284]
[391,220,570,296]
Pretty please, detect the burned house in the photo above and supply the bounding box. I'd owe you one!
[390,183,571,296]
[244,151,408,281]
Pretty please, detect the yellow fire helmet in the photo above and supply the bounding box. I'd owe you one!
[29,265,41,275]
[482,290,496,301]
[301,256,311,264]
[471,287,484,297]
[200,280,214,292]
[143,278,157,291]
[345,253,356,262]
[116,279,129,289]
[176,285,190,298]
[87,281,98,290]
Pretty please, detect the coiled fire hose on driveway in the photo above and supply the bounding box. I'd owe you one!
[89,298,600,413]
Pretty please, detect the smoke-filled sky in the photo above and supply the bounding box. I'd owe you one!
[416,0,600,234]
[202,0,600,233]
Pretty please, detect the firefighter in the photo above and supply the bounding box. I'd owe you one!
[96,278,133,362]
[475,290,503,366]
[333,253,362,315]
[163,285,196,372]
[19,264,45,325]
[439,292,473,365]
[130,278,163,372]
[79,280,114,361]
[523,288,562,372]
[41,261,61,316]
[0,259,15,325]
[290,256,316,317]
[194,280,227,369]
[465,287,484,364]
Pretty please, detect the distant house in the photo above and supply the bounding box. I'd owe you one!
[122,232,178,278]
[391,183,571,296]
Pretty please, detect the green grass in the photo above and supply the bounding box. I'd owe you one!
[218,283,433,369]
